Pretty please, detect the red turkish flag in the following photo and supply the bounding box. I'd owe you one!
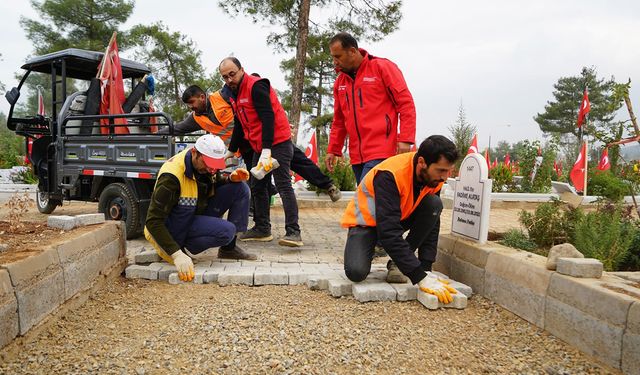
[37,86,46,116]
[570,142,587,191]
[294,132,318,182]
[484,148,491,170]
[504,153,511,167]
[467,134,478,154]
[98,33,128,135]
[597,147,610,171]
[576,88,591,128]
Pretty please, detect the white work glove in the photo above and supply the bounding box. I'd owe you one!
[257,148,273,172]
[224,150,235,160]
[418,272,457,304]
[171,250,194,282]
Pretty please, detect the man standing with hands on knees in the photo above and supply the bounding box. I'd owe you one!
[219,57,303,247]
[341,135,460,304]
[144,134,256,282]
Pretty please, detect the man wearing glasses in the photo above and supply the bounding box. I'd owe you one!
[219,57,303,247]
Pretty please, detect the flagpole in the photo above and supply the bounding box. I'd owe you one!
[583,87,588,197]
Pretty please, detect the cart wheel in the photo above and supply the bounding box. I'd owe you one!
[36,187,61,214]
[98,182,140,239]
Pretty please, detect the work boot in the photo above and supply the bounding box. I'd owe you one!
[238,227,273,242]
[386,260,408,283]
[373,244,387,258]
[278,232,303,247]
[327,184,342,202]
[218,245,257,260]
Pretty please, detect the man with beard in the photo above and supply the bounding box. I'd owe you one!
[340,135,460,304]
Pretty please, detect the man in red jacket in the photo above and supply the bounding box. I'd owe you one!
[325,32,416,185]
[326,32,417,282]
[219,57,303,247]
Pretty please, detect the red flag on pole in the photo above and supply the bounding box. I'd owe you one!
[467,134,478,154]
[484,148,491,170]
[597,147,610,171]
[294,132,318,182]
[504,153,511,166]
[492,158,498,169]
[98,32,128,135]
[576,88,591,128]
[570,142,587,191]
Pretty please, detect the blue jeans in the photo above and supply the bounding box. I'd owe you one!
[352,159,385,185]
[183,182,250,254]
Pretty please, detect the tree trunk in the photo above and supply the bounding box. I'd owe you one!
[288,0,311,144]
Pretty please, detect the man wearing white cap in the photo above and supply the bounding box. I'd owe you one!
[144,134,256,282]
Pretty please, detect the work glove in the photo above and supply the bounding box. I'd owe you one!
[229,168,250,182]
[171,250,194,282]
[418,272,457,304]
[224,150,235,160]
[257,148,273,172]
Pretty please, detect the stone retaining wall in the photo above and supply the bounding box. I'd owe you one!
[0,222,126,349]
[433,233,640,375]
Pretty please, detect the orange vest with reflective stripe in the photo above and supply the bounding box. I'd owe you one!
[192,91,235,142]
[341,152,443,228]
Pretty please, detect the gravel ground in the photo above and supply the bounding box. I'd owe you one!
[0,278,619,375]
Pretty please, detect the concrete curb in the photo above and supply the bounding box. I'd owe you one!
[0,222,126,350]
[433,233,640,374]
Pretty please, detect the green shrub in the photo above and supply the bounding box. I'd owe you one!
[489,163,516,192]
[619,227,640,271]
[589,170,629,202]
[0,128,23,169]
[500,229,537,252]
[573,204,636,271]
[519,199,581,248]
[308,157,356,192]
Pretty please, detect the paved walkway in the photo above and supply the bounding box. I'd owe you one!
[127,205,525,264]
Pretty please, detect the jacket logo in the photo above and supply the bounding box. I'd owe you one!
[362,76,377,82]
[338,85,346,91]
[239,98,249,104]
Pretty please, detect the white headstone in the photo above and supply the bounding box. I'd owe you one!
[451,153,492,244]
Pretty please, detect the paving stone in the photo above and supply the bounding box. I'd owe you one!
[546,243,584,270]
[391,283,418,301]
[287,271,308,285]
[417,290,439,309]
[125,264,162,280]
[217,270,254,286]
[306,275,331,290]
[203,269,221,284]
[47,215,76,230]
[152,263,176,281]
[254,271,288,285]
[168,273,184,285]
[556,257,603,278]
[74,213,105,227]
[328,279,353,297]
[134,250,162,265]
[194,267,208,284]
[241,261,271,267]
[352,282,396,302]
[194,260,212,267]
[0,269,18,349]
[448,280,473,298]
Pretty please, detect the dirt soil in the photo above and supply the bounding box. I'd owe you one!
[0,279,620,375]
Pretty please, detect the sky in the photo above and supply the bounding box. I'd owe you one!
[1,0,639,149]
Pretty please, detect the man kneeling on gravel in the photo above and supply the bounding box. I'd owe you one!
[144,134,257,282]
[341,135,459,303]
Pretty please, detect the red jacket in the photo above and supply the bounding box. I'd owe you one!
[328,49,416,164]
[232,73,291,152]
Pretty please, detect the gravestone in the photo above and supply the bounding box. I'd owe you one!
[451,153,492,244]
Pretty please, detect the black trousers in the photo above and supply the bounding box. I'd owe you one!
[251,140,300,235]
[343,195,442,282]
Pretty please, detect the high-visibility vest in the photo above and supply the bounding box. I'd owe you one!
[193,91,235,142]
[341,152,443,227]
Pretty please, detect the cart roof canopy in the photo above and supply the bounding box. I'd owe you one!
[21,48,151,80]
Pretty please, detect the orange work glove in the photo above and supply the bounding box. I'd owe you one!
[229,168,250,182]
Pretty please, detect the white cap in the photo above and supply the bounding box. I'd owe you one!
[194,134,226,170]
